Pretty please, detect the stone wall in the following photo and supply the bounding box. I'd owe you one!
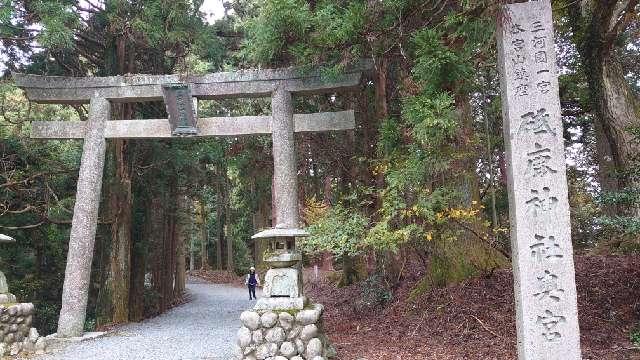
[0,303,48,356]
[234,304,336,360]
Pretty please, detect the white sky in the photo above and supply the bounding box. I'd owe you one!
[200,0,227,24]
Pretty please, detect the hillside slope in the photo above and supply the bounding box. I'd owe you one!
[307,255,640,360]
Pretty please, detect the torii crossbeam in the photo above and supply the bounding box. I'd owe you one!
[13,61,372,337]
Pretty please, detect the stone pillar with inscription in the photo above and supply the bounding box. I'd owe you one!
[497,1,581,359]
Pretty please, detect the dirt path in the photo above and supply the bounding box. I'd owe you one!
[36,278,258,360]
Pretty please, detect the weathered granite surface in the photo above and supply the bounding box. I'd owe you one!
[30,111,355,140]
[254,297,307,312]
[235,305,336,360]
[497,1,581,359]
[263,268,303,298]
[0,273,8,295]
[12,60,373,103]
[56,97,109,338]
[0,234,15,298]
[271,86,299,229]
[252,228,309,239]
[0,303,49,356]
[0,292,16,304]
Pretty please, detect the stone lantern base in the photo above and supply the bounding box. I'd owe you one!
[254,296,307,311]
[0,303,49,356]
[234,304,337,360]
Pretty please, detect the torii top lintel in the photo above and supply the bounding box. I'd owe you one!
[12,61,373,104]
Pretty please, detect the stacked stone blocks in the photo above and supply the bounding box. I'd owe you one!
[0,302,47,356]
[235,304,336,360]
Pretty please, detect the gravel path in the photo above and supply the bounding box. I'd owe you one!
[37,278,259,360]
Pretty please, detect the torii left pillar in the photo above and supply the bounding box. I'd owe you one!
[57,97,109,337]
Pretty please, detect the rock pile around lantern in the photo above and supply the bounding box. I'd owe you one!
[0,303,48,356]
[234,304,336,360]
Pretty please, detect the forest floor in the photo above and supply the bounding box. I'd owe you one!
[306,254,640,360]
[189,269,246,287]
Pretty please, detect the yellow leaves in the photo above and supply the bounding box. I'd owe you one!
[302,196,329,224]
[432,204,484,223]
[445,206,481,219]
[371,163,388,176]
[425,232,433,241]
[400,205,424,219]
[491,227,509,234]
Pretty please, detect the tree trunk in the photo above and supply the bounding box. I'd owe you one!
[373,57,402,284]
[216,180,225,270]
[252,196,271,267]
[96,35,134,327]
[162,190,177,309]
[148,196,165,316]
[174,194,187,298]
[199,199,210,270]
[189,235,196,271]
[128,218,145,322]
[590,56,640,215]
[96,138,132,327]
[128,190,147,323]
[108,139,132,324]
[571,0,640,216]
[226,224,233,272]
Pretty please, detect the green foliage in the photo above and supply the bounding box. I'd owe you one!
[631,324,640,347]
[377,117,402,157]
[241,0,311,64]
[411,29,471,93]
[357,274,392,310]
[239,0,508,289]
[403,92,458,148]
[300,204,369,258]
[567,169,602,248]
[31,0,79,49]
[596,126,640,239]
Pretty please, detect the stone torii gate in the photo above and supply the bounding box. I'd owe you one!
[13,63,371,338]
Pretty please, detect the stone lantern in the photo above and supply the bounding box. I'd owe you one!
[0,234,16,304]
[251,226,308,310]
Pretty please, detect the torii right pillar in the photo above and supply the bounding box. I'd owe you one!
[252,85,308,311]
[497,1,581,359]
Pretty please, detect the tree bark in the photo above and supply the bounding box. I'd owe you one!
[128,211,145,322]
[199,199,210,270]
[98,138,132,327]
[216,179,225,270]
[129,186,148,323]
[174,193,188,298]
[148,196,165,315]
[189,235,196,271]
[96,36,134,327]
[226,224,233,271]
[162,190,177,309]
[571,0,640,216]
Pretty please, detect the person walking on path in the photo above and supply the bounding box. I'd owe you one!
[245,267,260,300]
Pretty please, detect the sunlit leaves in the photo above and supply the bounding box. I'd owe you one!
[241,0,311,64]
[300,203,369,257]
[32,0,79,49]
[403,92,457,147]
